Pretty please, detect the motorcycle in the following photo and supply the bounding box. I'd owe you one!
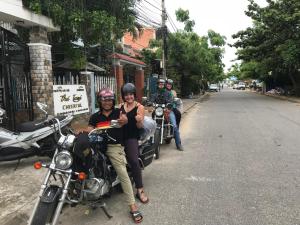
[0,102,73,162]
[143,97,182,159]
[28,118,156,225]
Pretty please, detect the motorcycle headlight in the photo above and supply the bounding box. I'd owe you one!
[54,151,73,170]
[155,107,163,116]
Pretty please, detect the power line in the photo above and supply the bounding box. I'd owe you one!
[143,0,162,12]
[166,12,178,32]
[135,4,161,21]
[135,16,160,28]
[135,13,161,27]
[135,8,161,25]
[138,1,162,17]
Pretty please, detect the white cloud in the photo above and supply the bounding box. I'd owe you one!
[164,0,268,70]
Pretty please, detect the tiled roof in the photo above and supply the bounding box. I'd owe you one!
[110,53,146,66]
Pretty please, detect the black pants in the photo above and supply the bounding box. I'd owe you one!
[124,138,143,189]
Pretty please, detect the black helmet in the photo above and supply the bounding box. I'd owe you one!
[121,83,136,101]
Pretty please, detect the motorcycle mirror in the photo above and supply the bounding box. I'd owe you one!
[142,97,148,106]
[37,102,48,118]
[37,102,48,110]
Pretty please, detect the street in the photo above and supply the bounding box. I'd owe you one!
[2,89,300,225]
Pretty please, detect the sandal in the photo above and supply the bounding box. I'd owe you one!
[130,211,143,223]
[136,190,149,204]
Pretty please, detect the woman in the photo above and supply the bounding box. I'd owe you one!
[120,83,149,204]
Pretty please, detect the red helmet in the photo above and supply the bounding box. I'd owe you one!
[97,88,115,101]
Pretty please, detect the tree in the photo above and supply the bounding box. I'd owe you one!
[22,0,139,68]
[232,0,300,95]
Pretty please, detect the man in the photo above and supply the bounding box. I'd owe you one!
[151,79,184,151]
[150,79,173,104]
[78,88,143,223]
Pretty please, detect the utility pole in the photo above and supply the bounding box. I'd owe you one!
[161,0,167,79]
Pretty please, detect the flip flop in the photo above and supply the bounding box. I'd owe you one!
[130,211,143,223]
[136,190,149,204]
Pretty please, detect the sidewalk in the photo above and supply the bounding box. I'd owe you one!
[250,89,300,104]
[265,93,300,104]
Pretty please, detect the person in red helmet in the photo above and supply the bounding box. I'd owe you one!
[77,88,143,223]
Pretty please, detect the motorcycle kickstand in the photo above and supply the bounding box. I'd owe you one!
[90,201,113,219]
[14,159,21,171]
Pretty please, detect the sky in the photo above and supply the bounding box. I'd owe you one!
[163,0,268,71]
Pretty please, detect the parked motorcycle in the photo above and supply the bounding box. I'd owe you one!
[28,118,156,225]
[143,97,182,159]
[0,102,73,162]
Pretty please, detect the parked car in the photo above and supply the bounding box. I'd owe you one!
[237,82,246,90]
[209,84,218,92]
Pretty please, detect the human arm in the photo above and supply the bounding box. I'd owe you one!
[117,110,128,127]
[135,103,145,128]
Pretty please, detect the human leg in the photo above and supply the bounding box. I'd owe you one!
[124,139,149,203]
[106,144,135,205]
[173,108,181,128]
[169,111,183,151]
[106,144,142,222]
[124,139,143,189]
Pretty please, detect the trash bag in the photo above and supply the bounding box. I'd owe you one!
[139,116,156,143]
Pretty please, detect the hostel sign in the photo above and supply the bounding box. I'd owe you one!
[53,85,89,116]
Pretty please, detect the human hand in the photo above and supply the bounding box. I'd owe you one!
[117,111,128,126]
[135,115,143,123]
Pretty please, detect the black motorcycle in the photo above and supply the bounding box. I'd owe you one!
[151,102,174,159]
[28,119,155,225]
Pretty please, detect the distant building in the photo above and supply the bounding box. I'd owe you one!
[122,28,156,57]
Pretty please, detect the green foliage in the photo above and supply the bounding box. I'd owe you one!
[166,30,225,95]
[175,8,195,32]
[22,0,138,66]
[232,0,300,95]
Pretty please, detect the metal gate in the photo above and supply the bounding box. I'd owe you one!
[0,27,33,130]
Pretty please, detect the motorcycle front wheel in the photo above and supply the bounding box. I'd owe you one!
[30,187,60,225]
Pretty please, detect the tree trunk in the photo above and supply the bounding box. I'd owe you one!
[288,69,300,96]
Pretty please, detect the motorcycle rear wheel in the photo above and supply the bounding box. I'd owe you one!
[165,138,172,144]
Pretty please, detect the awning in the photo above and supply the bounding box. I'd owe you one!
[0,1,59,31]
[54,59,106,72]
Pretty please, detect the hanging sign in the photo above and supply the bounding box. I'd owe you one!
[53,85,89,116]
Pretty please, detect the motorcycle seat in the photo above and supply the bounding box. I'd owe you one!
[16,116,66,132]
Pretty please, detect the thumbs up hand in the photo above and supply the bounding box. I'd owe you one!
[117,111,128,126]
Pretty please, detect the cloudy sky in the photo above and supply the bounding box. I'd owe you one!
[163,0,268,71]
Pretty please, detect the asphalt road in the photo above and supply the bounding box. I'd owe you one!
[3,89,300,225]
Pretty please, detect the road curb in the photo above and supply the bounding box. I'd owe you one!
[182,92,209,115]
[249,90,300,104]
